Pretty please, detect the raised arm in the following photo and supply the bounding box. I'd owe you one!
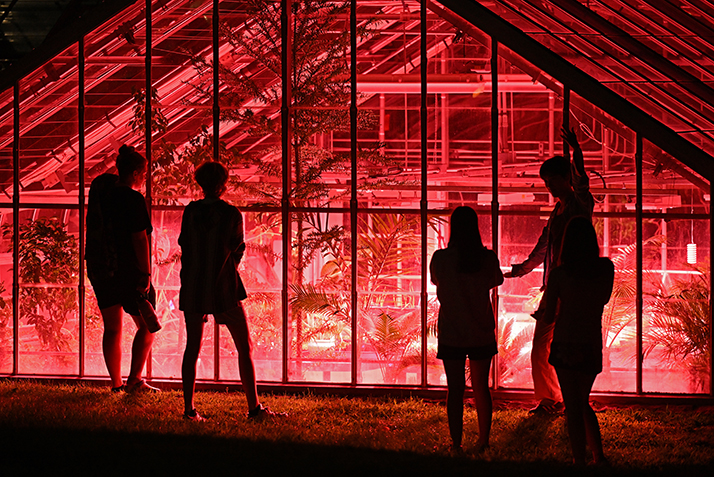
[561,126,588,193]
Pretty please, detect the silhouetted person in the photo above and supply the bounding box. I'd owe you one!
[504,127,593,414]
[179,161,285,421]
[85,145,160,393]
[543,216,613,465]
[430,206,503,452]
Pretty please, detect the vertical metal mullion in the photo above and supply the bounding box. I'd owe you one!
[12,82,19,376]
[79,38,86,378]
[563,88,570,157]
[213,0,221,382]
[144,0,153,379]
[281,0,292,384]
[710,181,713,397]
[350,0,358,386]
[420,0,428,387]
[636,133,643,394]
[490,39,499,390]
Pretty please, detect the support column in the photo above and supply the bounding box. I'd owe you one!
[281,0,292,384]
[79,37,86,377]
[636,134,643,394]
[350,0,358,386]
[490,39,500,389]
[420,0,428,387]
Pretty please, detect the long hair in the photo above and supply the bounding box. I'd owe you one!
[448,206,485,273]
[559,216,600,271]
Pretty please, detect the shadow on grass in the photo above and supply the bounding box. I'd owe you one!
[2,424,710,477]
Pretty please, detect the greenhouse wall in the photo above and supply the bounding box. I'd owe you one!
[0,0,711,396]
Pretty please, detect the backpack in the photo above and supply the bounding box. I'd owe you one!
[86,173,119,282]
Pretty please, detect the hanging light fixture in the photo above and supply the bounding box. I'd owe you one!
[687,242,697,264]
[687,193,697,264]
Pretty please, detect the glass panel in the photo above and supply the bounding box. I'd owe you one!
[288,0,351,209]
[219,0,283,207]
[150,0,214,205]
[0,208,12,374]
[425,15,492,212]
[220,210,283,382]
[150,209,208,380]
[568,94,637,392]
[0,88,13,195]
[497,213,544,390]
[83,0,146,190]
[357,212,422,385]
[356,0,421,208]
[18,45,79,204]
[641,137,710,394]
[595,216,636,392]
[643,217,710,394]
[17,208,79,375]
[288,210,351,383]
[84,285,150,380]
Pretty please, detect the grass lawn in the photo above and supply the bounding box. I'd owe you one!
[0,380,713,476]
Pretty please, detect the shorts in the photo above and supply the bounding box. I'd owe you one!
[437,342,497,361]
[182,303,246,326]
[549,341,602,375]
[91,277,156,317]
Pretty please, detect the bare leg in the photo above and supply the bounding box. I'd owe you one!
[219,304,259,411]
[126,314,154,385]
[469,357,493,449]
[100,304,124,389]
[181,313,206,413]
[442,358,466,449]
[556,367,602,465]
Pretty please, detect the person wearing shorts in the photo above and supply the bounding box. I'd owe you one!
[430,206,503,452]
[86,145,159,393]
[179,161,284,421]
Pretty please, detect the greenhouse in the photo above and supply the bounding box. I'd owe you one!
[0,0,712,398]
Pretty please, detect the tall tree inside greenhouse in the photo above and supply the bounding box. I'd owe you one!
[137,0,403,376]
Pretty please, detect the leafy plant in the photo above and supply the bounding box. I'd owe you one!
[645,259,711,393]
[7,218,78,352]
[497,314,533,386]
[0,281,11,369]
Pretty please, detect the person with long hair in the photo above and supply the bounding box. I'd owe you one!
[179,161,285,421]
[542,216,613,465]
[85,144,160,393]
[429,206,503,452]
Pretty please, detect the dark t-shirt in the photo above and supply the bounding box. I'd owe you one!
[179,198,247,314]
[86,173,119,282]
[102,185,152,282]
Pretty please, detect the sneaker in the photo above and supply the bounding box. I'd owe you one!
[247,404,287,420]
[111,385,126,393]
[183,409,206,422]
[126,379,161,394]
[529,400,563,415]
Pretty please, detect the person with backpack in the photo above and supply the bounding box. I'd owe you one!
[86,145,160,393]
[542,216,613,465]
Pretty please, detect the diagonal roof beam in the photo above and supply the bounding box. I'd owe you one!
[436,0,714,182]
[550,0,714,118]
